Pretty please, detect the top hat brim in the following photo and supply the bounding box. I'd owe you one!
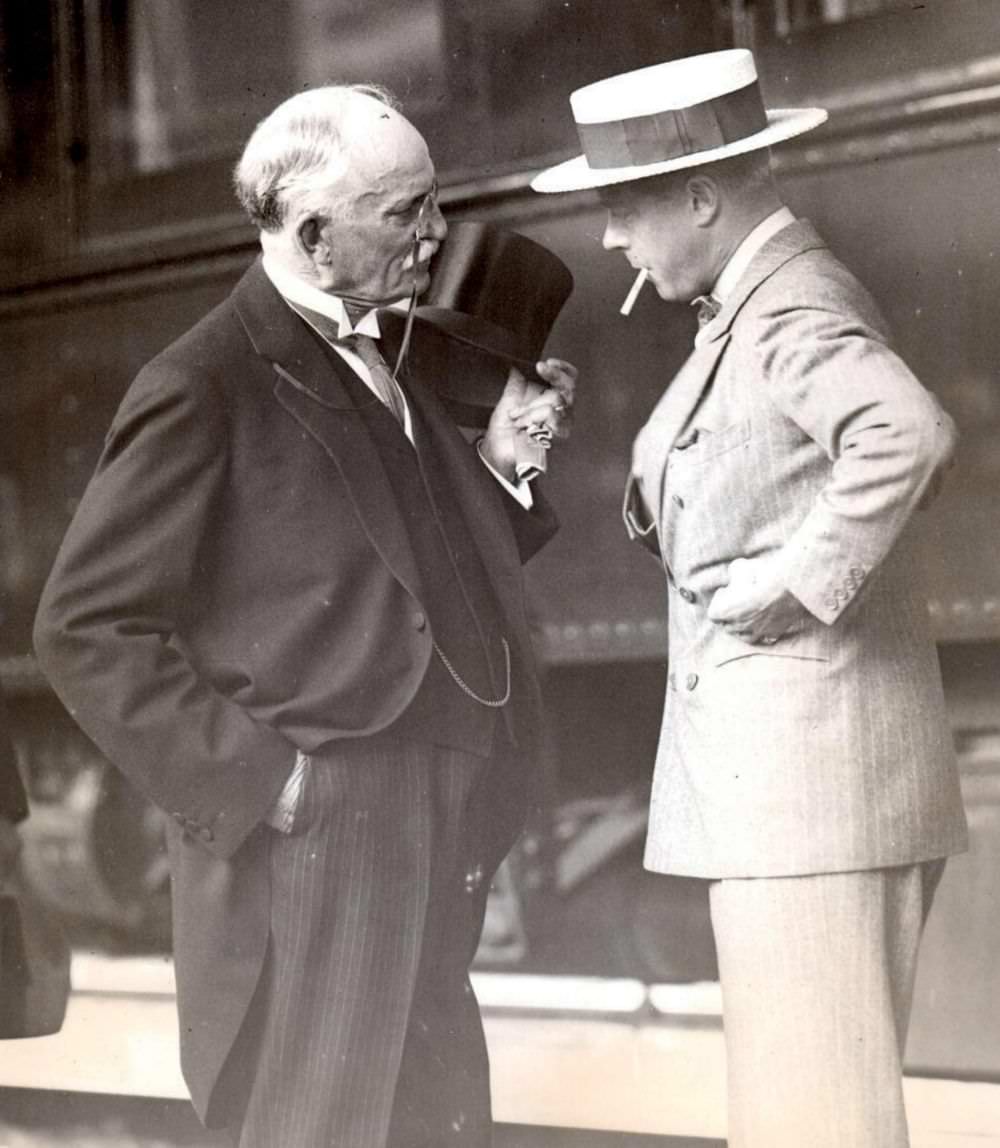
[413,306,539,373]
[379,311,524,429]
[531,107,827,194]
[377,220,573,428]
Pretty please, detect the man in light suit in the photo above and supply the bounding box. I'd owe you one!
[534,50,967,1147]
[34,85,575,1148]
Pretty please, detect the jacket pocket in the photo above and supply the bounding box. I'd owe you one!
[678,418,751,463]
[712,630,830,668]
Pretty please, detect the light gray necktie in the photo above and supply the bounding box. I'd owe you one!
[339,332,408,429]
[288,301,408,428]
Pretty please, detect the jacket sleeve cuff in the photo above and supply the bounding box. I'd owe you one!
[785,559,871,625]
[477,438,535,509]
[171,732,301,861]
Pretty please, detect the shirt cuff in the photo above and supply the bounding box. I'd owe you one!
[477,439,535,510]
[265,750,309,833]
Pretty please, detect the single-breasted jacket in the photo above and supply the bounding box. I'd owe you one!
[624,220,967,879]
[33,260,556,1120]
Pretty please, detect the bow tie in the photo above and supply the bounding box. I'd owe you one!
[692,294,722,328]
[286,301,371,344]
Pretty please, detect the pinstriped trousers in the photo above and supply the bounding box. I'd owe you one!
[709,859,945,1148]
[220,738,510,1148]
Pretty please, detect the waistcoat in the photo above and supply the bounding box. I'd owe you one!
[332,348,510,757]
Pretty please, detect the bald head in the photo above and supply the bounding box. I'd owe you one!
[234,84,445,303]
[233,85,429,234]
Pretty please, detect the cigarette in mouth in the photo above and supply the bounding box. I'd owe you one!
[620,268,648,316]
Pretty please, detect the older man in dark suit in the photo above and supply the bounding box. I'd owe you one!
[34,84,575,1148]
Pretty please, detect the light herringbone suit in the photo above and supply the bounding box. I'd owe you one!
[625,220,967,1146]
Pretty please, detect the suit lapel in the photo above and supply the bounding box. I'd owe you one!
[637,219,828,467]
[637,333,731,459]
[233,261,423,601]
[702,218,827,344]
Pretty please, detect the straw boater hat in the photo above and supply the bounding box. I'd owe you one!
[531,48,827,194]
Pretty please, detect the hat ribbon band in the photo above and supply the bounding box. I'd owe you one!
[577,80,768,170]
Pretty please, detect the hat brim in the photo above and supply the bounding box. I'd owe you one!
[414,307,538,373]
[379,311,531,429]
[531,107,827,194]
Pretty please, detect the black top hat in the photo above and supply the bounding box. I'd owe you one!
[381,221,574,427]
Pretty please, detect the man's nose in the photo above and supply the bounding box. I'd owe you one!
[422,200,447,241]
[602,217,625,251]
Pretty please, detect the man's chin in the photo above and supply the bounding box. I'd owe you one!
[646,275,671,300]
[379,265,432,306]
[409,265,434,296]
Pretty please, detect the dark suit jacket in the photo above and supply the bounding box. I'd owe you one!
[0,685,27,823]
[33,259,557,1119]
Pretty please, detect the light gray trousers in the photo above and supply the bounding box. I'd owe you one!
[710,859,945,1148]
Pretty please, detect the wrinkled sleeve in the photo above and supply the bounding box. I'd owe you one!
[755,301,957,623]
[33,365,296,859]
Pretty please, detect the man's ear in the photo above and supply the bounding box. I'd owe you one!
[685,174,721,227]
[296,214,331,266]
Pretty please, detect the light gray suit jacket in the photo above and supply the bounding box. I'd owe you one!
[625,220,968,878]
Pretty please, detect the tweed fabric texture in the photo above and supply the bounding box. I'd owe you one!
[626,221,967,878]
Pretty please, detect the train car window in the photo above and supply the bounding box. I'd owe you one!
[0,4,60,271]
[762,0,917,36]
[3,0,717,274]
[85,0,716,178]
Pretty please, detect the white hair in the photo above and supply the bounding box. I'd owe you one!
[233,83,399,232]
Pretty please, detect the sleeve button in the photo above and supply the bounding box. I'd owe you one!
[412,610,427,631]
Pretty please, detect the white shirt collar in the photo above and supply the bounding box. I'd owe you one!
[261,254,384,338]
[713,206,796,302]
